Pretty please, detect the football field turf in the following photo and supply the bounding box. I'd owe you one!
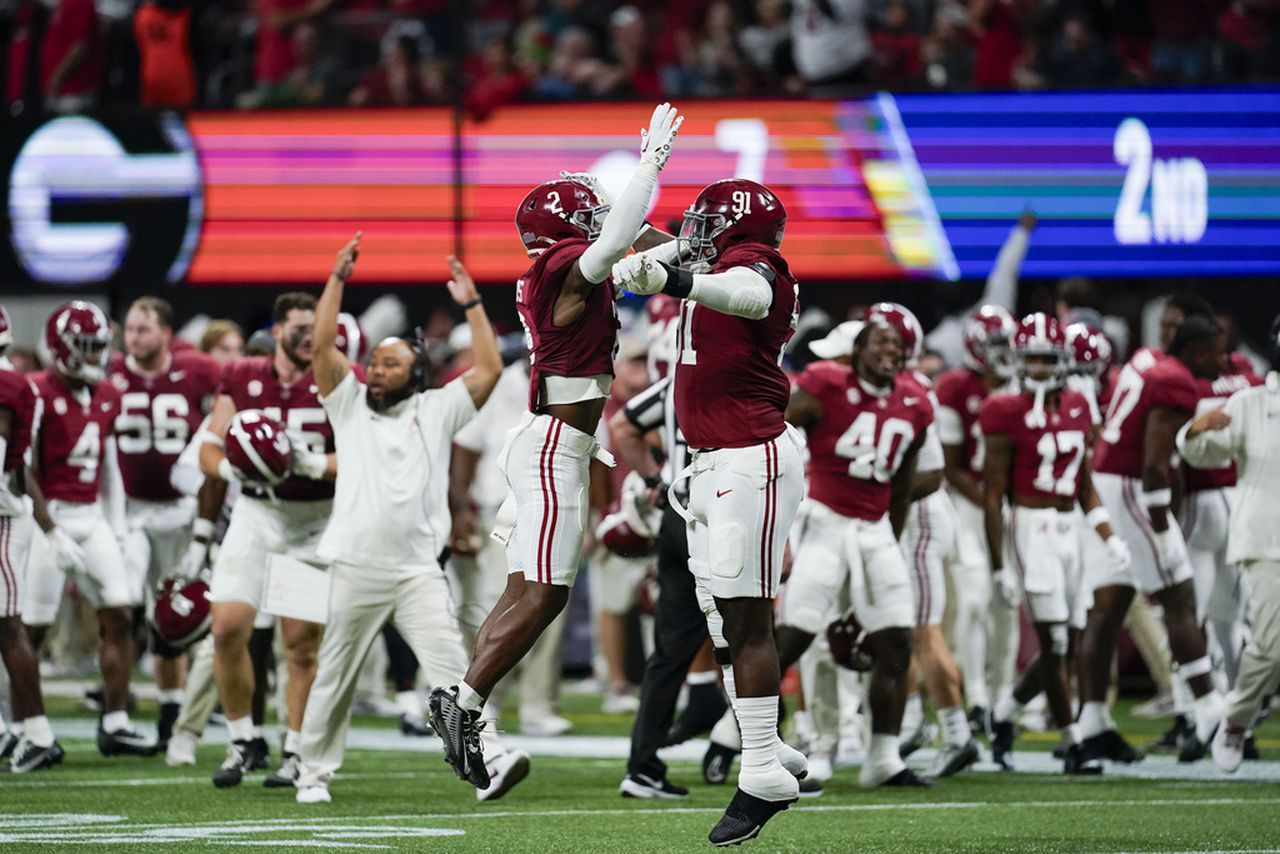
[4,693,1279,853]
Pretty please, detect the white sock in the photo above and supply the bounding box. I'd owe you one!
[1173,673,1195,716]
[396,690,421,717]
[158,689,184,706]
[938,706,969,747]
[994,693,1026,725]
[687,669,719,686]
[102,710,131,734]
[1061,723,1081,747]
[0,715,8,735]
[1194,691,1225,742]
[1078,701,1108,739]
[901,693,924,737]
[457,682,485,713]
[869,733,904,773]
[252,725,263,739]
[23,716,54,748]
[284,729,302,755]
[9,721,24,737]
[709,707,742,750]
[227,715,254,743]
[737,696,783,776]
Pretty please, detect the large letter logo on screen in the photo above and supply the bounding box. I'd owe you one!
[1114,118,1208,246]
[8,115,203,286]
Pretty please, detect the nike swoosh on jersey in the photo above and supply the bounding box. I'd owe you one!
[716,489,733,498]
[904,397,919,405]
[1069,408,1083,417]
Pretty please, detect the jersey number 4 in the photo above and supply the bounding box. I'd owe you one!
[67,422,101,484]
[835,413,914,483]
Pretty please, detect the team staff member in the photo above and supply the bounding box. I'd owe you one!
[295,237,527,804]
[1178,314,1280,773]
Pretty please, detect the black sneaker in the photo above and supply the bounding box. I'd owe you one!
[400,712,434,737]
[8,738,64,773]
[930,739,980,778]
[967,706,990,737]
[797,777,824,798]
[1243,733,1260,761]
[1082,729,1144,765]
[157,702,180,749]
[1063,742,1102,775]
[97,725,158,757]
[213,739,254,788]
[708,788,796,847]
[428,687,490,790]
[880,768,935,788]
[265,751,301,787]
[1178,726,1215,763]
[991,720,1016,770]
[662,687,730,747]
[702,741,739,785]
[898,723,933,760]
[247,737,271,771]
[0,731,19,759]
[1146,714,1192,753]
[619,772,690,799]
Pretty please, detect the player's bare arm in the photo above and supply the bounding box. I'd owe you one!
[313,233,360,397]
[198,394,237,481]
[556,103,683,327]
[943,443,984,505]
[889,433,926,538]
[1141,405,1185,533]
[910,467,944,502]
[982,430,1013,571]
[607,407,661,483]
[1077,455,1121,545]
[447,444,481,556]
[448,256,502,408]
[784,388,823,429]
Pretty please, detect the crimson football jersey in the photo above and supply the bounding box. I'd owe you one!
[674,244,798,450]
[1183,369,1262,492]
[979,389,1093,501]
[109,351,220,502]
[30,371,122,503]
[933,367,990,485]
[1093,350,1198,478]
[515,238,619,411]
[796,360,933,521]
[0,369,37,473]
[218,357,335,502]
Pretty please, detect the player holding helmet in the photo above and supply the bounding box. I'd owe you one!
[428,104,685,792]
[980,314,1130,773]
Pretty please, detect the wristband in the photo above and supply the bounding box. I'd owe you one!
[460,297,482,311]
[217,458,238,484]
[1141,488,1172,508]
[1085,506,1111,528]
[192,517,215,542]
[659,262,694,299]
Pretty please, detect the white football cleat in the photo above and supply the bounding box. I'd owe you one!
[296,784,331,804]
[520,712,573,737]
[1212,724,1244,774]
[477,749,531,802]
[602,691,640,715]
[165,731,198,767]
[806,752,834,784]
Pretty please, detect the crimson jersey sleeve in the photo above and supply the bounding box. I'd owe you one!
[1145,360,1199,416]
[0,370,37,472]
[978,392,1018,438]
[796,361,841,400]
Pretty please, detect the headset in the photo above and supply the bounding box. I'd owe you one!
[406,334,430,393]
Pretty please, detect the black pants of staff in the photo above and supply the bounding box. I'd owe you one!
[627,505,711,781]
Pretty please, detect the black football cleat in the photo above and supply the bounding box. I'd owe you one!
[931,739,980,778]
[0,731,19,759]
[1178,725,1216,764]
[967,706,991,737]
[880,768,935,788]
[898,724,933,760]
[662,689,730,747]
[213,739,254,788]
[97,726,158,757]
[247,736,271,771]
[990,720,1016,770]
[265,751,301,787]
[1082,729,1144,765]
[702,741,739,785]
[1243,733,1260,761]
[619,772,690,799]
[708,788,796,847]
[7,738,64,774]
[1062,742,1102,775]
[797,777,824,798]
[400,712,434,737]
[428,687,490,790]
[1146,714,1192,753]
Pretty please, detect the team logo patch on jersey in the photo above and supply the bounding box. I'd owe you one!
[248,380,263,398]
[111,374,129,391]
[53,397,67,415]
[847,388,861,405]
[170,370,186,382]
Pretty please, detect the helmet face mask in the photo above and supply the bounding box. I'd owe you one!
[680,179,786,273]
[47,302,112,384]
[515,179,609,257]
[679,209,729,272]
[1011,314,1069,393]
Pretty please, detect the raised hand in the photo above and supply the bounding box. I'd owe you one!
[639,103,684,171]
[332,232,362,282]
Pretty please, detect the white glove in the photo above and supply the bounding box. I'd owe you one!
[1154,528,1187,573]
[1104,535,1132,574]
[177,539,210,581]
[992,567,1021,609]
[638,102,684,171]
[559,171,614,206]
[48,528,87,575]
[611,254,669,295]
[287,429,329,481]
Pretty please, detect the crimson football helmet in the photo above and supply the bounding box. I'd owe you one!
[596,472,661,558]
[0,304,11,355]
[225,410,293,486]
[826,612,875,672]
[963,305,1017,375]
[1065,323,1112,378]
[680,179,786,271]
[1011,313,1069,390]
[864,302,923,364]
[335,312,368,363]
[45,301,111,383]
[515,178,610,257]
[151,577,212,651]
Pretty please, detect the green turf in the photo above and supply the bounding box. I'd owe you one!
[4,694,1279,852]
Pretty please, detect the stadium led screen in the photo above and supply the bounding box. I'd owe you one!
[890,88,1280,278]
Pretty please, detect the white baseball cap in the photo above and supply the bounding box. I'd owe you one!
[808,320,864,360]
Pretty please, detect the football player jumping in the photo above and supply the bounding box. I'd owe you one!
[613,178,805,846]
[427,103,684,790]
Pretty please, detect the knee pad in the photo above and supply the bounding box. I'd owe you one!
[709,523,745,580]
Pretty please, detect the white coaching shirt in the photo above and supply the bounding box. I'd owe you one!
[318,370,476,571]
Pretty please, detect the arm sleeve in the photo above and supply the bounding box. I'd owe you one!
[688,266,774,320]
[624,377,670,431]
[579,162,661,283]
[1176,394,1245,470]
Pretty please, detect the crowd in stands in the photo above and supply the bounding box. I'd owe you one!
[2,0,1278,117]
